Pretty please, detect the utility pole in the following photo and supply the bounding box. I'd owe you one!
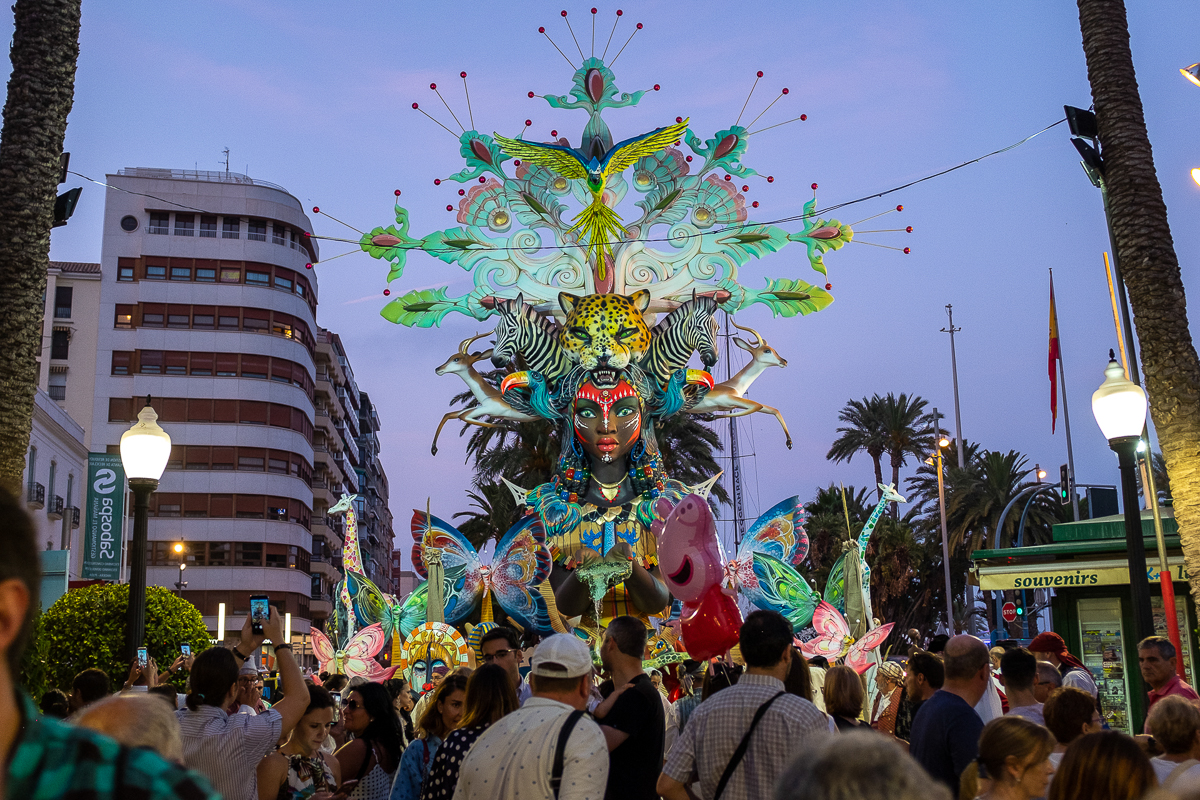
[723,315,747,550]
[941,305,966,469]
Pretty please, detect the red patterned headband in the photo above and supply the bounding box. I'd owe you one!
[575,380,639,427]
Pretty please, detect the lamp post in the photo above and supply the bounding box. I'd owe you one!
[120,397,172,664]
[1091,354,1154,642]
[931,408,955,635]
[173,542,188,597]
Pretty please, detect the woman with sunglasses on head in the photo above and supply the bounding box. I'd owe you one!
[335,683,405,800]
[419,665,517,800]
[257,685,342,800]
[389,674,468,800]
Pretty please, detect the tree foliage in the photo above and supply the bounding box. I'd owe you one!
[26,584,210,695]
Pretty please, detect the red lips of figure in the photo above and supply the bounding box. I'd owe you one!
[596,437,619,454]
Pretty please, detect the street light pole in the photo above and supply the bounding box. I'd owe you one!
[933,407,955,635]
[120,398,171,664]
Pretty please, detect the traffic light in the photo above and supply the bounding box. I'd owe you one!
[1059,464,1071,505]
[1015,595,1025,617]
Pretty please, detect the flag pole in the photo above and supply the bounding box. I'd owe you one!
[1051,270,1080,522]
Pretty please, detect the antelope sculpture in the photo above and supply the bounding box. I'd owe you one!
[431,332,537,455]
[687,319,794,449]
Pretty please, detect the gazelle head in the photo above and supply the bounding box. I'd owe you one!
[730,319,788,367]
[436,332,495,376]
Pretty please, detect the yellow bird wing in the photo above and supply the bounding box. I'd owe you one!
[491,133,589,180]
[600,118,691,180]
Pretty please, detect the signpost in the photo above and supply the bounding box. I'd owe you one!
[1002,602,1018,624]
[82,453,125,581]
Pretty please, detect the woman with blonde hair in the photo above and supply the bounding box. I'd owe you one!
[1047,731,1155,800]
[959,715,1055,800]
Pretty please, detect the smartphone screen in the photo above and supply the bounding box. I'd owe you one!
[250,595,269,635]
[181,644,191,657]
[137,646,148,666]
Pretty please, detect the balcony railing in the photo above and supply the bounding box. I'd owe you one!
[27,483,44,508]
[70,507,80,528]
[48,386,66,401]
[146,225,169,235]
[53,306,72,319]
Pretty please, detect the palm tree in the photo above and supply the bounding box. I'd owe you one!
[0,0,82,491]
[1077,0,1200,607]
[878,393,936,517]
[827,397,887,500]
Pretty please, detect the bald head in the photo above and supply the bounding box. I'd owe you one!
[943,635,989,678]
[74,694,183,764]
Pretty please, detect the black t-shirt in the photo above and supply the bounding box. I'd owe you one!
[599,673,665,800]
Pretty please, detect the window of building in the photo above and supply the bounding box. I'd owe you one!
[118,266,134,282]
[107,398,131,422]
[189,353,213,375]
[199,215,217,238]
[294,281,306,299]
[220,268,241,283]
[274,275,293,292]
[241,355,268,379]
[238,455,265,471]
[48,462,56,508]
[111,351,132,375]
[246,271,270,287]
[145,265,167,280]
[222,217,240,239]
[192,314,214,329]
[170,266,190,281]
[48,373,66,401]
[167,313,190,329]
[149,212,169,234]
[291,230,301,251]
[268,457,288,474]
[243,316,269,333]
[115,305,135,328]
[174,214,194,236]
[208,542,230,565]
[141,311,164,327]
[218,314,240,330]
[215,353,238,377]
[50,330,69,360]
[165,352,188,375]
[247,219,267,241]
[139,351,163,374]
[272,224,288,246]
[54,286,72,319]
[195,267,216,282]
[235,495,264,520]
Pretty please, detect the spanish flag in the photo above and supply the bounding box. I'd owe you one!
[1049,272,1060,432]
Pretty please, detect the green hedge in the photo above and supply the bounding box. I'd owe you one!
[20,583,211,698]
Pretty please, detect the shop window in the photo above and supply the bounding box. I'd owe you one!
[174,215,194,236]
[1077,597,1130,732]
[222,217,240,239]
[199,216,217,238]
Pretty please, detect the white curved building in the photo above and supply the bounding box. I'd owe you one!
[92,168,336,650]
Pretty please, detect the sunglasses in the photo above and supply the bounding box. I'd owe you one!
[341,699,362,710]
[482,649,514,663]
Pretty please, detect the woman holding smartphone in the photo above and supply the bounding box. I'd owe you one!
[257,685,343,800]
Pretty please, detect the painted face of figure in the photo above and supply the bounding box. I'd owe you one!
[574,380,642,464]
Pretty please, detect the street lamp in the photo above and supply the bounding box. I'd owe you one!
[1181,63,1200,88]
[932,409,955,635]
[1091,353,1154,641]
[120,397,171,663]
[173,542,187,596]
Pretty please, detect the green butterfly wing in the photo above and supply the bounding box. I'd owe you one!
[824,554,846,615]
[751,552,820,629]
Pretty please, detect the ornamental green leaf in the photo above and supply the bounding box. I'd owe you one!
[381,286,474,328]
[746,277,835,318]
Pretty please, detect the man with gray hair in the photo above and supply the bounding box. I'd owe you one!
[1033,661,1062,705]
[908,635,989,796]
[774,730,951,800]
[1140,635,1200,731]
[75,693,186,764]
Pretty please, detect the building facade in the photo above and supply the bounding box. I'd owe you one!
[356,391,394,594]
[91,168,323,643]
[22,389,88,564]
[40,261,102,446]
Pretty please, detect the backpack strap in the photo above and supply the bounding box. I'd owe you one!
[714,692,786,800]
[550,710,587,800]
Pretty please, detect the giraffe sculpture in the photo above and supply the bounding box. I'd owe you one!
[853,483,907,634]
[329,493,362,640]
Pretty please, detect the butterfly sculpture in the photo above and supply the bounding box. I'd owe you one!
[493,119,691,274]
[411,510,554,634]
[311,623,398,681]
[343,572,428,656]
[797,602,895,675]
[725,496,808,609]
[748,552,829,630]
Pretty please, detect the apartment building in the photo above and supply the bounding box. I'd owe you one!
[40,261,102,445]
[91,167,326,643]
[22,389,88,558]
[356,391,394,593]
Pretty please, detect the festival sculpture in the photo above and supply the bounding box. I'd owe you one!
[313,11,913,676]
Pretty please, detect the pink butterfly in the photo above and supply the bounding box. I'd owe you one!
[311,623,398,682]
[797,601,894,674]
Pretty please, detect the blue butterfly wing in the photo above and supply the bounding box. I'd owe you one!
[398,582,428,640]
[739,496,808,565]
[411,511,484,625]
[490,515,554,635]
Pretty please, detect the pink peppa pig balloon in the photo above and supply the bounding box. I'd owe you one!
[657,493,725,603]
[680,583,742,660]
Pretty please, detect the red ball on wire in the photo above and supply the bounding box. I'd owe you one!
[896,205,904,211]
[434,179,441,185]
[811,183,818,190]
[458,189,465,196]
[479,176,486,183]
[767,176,774,183]
[528,91,535,98]
[430,83,437,90]
[653,84,660,91]
[412,102,418,109]
[903,247,911,254]
[561,10,567,16]
[800,114,806,120]
[685,155,692,162]
[446,205,453,211]
[591,7,597,13]
[782,88,789,95]
[303,231,310,237]
[636,22,642,29]
[676,116,682,123]
[756,71,763,78]
[751,201,759,208]
[825,283,832,290]
[460,71,467,78]
[723,175,731,181]
[394,189,402,196]
[525,119,532,126]
[312,206,320,213]
[305,263,313,270]
[514,160,521,166]
[616,9,622,15]
[383,289,391,296]
[538,27,545,33]
[551,130,558,137]
[906,226,913,233]
[742,185,749,192]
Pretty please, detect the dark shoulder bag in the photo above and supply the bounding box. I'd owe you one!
[713,692,786,800]
[550,709,587,800]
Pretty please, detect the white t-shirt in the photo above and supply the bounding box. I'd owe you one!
[1007,703,1045,725]
[1151,756,1200,791]
[1063,667,1098,698]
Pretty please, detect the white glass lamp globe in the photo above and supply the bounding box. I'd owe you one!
[120,403,172,481]
[1091,357,1147,442]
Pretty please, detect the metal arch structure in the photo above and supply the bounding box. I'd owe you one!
[988,484,1059,636]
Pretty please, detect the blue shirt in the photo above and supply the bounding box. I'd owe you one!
[389,735,442,800]
[908,690,984,795]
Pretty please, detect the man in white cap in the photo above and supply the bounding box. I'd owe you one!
[453,633,609,800]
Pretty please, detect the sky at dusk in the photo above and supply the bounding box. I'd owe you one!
[26,1,1200,564]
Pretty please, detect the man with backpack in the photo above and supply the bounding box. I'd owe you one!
[657,611,830,800]
[453,634,608,800]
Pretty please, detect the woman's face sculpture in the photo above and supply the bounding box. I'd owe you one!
[574,379,642,464]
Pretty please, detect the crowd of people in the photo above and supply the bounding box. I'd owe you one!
[5,487,1200,799]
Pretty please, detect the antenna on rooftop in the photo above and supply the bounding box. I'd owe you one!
[221,147,230,176]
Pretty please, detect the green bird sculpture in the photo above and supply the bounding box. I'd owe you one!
[493,118,690,278]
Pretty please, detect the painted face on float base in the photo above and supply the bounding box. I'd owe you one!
[573,380,642,465]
